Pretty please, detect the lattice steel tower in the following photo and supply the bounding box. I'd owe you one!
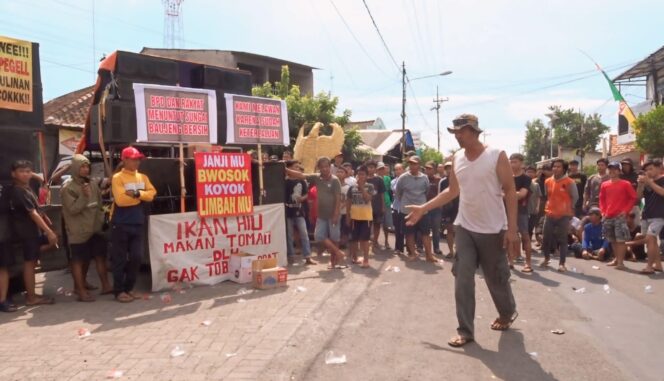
[163,0,184,48]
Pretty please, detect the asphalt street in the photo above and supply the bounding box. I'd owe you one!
[263,239,664,381]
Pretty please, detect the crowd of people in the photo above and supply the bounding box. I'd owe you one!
[0,147,155,312]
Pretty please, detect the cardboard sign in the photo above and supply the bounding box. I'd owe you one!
[0,36,33,112]
[224,94,289,146]
[148,203,286,292]
[252,257,288,290]
[194,152,253,217]
[133,83,217,143]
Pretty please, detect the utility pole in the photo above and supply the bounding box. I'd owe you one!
[401,61,407,159]
[431,85,449,152]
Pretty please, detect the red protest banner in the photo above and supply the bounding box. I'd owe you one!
[195,152,253,217]
[134,83,218,143]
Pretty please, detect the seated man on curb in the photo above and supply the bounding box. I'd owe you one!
[580,207,611,261]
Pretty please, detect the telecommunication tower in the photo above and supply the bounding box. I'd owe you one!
[163,0,184,48]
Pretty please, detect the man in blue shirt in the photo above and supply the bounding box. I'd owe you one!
[581,207,611,261]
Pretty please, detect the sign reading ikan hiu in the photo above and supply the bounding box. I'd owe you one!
[224,94,289,146]
[133,83,218,143]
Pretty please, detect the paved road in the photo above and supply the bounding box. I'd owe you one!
[263,242,664,381]
[1,237,662,380]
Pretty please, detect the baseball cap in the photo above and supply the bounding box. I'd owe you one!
[377,161,386,169]
[608,161,621,169]
[447,113,482,133]
[444,161,452,167]
[424,160,436,169]
[588,207,602,216]
[334,152,343,158]
[408,156,421,164]
[121,146,145,160]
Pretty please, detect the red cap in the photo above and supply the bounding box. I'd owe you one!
[121,147,145,160]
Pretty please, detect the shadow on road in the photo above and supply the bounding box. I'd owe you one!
[422,330,559,381]
[511,270,561,287]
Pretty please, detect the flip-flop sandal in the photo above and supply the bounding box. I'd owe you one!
[26,296,55,306]
[448,336,474,347]
[115,293,133,303]
[0,301,18,313]
[522,266,533,273]
[85,284,99,291]
[640,269,656,274]
[654,268,663,272]
[614,265,627,271]
[77,295,96,303]
[491,311,519,331]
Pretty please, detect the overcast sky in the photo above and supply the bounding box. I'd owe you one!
[3,0,662,155]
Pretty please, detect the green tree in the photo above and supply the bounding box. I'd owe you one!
[548,106,609,164]
[634,105,664,158]
[523,118,551,165]
[419,144,443,164]
[252,65,354,153]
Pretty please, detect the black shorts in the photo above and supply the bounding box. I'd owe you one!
[0,242,15,268]
[350,220,372,242]
[21,235,48,262]
[69,234,108,262]
[405,214,431,236]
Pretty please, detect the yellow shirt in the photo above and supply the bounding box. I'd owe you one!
[348,183,375,221]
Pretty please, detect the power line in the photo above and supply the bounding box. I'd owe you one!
[327,0,392,79]
[361,0,400,72]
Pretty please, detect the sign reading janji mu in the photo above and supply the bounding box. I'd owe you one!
[195,152,253,218]
[224,94,289,146]
[0,35,33,112]
[148,204,287,292]
[133,83,217,143]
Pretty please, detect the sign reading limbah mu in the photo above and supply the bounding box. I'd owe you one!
[195,152,253,218]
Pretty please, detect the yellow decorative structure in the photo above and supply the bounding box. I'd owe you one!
[293,122,345,173]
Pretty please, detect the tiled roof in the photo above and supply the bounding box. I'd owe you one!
[345,120,376,130]
[609,134,637,156]
[44,85,95,128]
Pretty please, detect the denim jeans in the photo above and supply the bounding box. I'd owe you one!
[286,217,311,258]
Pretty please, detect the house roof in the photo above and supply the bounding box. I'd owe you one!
[358,129,413,156]
[43,85,95,129]
[609,134,637,156]
[346,120,376,130]
[614,45,664,81]
[140,48,319,70]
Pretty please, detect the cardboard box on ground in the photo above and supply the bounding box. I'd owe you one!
[252,257,288,290]
[230,252,259,284]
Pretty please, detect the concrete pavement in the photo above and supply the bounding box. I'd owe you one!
[1,239,662,381]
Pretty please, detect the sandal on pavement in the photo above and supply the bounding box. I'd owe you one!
[426,256,439,263]
[607,260,618,267]
[448,336,474,347]
[614,264,627,271]
[640,268,655,275]
[491,311,519,331]
[77,294,96,303]
[85,284,99,291]
[522,266,533,273]
[25,296,55,306]
[538,260,549,268]
[0,300,18,313]
[115,293,134,303]
[654,268,663,272]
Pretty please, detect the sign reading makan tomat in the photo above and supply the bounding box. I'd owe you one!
[195,152,253,218]
[133,83,217,143]
[148,204,287,292]
[224,94,289,146]
[0,36,33,112]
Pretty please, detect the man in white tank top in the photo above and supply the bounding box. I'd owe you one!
[406,114,519,347]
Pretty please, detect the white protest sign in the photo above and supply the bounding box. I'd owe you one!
[148,203,287,292]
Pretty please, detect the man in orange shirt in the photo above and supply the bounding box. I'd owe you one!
[541,159,578,272]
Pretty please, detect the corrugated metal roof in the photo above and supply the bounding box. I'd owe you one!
[614,45,664,81]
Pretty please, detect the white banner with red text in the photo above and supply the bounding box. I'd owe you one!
[148,203,287,292]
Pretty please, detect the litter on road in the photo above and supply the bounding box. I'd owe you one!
[201,320,212,326]
[77,328,91,339]
[551,329,565,335]
[325,351,347,365]
[645,285,653,294]
[603,285,611,294]
[592,265,600,270]
[106,369,124,379]
[225,353,238,358]
[296,286,307,292]
[573,287,586,294]
[170,345,185,358]
[160,293,172,304]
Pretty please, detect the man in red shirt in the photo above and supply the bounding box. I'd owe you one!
[599,161,637,270]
